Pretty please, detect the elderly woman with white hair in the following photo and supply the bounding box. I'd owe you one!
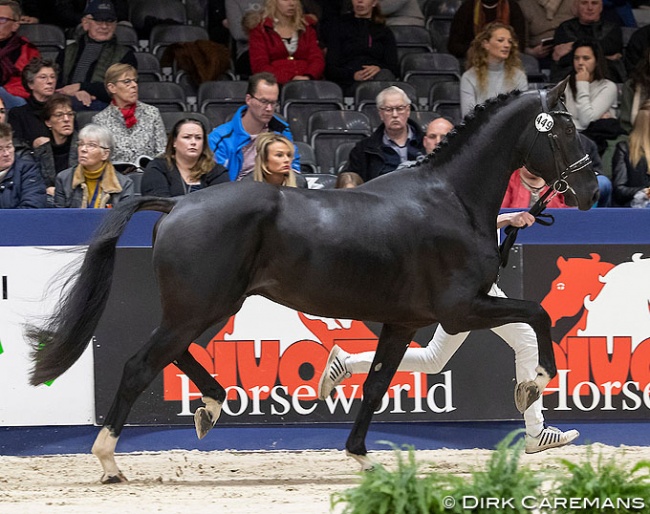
[54,123,133,208]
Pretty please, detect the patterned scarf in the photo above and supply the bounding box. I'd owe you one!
[0,33,24,85]
[473,0,510,37]
[116,101,137,129]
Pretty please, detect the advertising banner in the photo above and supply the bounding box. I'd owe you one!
[94,249,523,425]
[525,245,650,421]
[0,247,95,426]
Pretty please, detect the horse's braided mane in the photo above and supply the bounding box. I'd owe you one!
[418,89,525,167]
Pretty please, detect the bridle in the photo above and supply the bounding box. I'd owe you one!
[499,89,592,268]
[523,89,592,203]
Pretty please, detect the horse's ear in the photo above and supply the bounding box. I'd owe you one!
[546,77,570,107]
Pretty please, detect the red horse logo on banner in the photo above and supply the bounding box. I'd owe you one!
[541,253,650,397]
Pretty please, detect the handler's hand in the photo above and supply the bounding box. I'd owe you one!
[497,211,536,229]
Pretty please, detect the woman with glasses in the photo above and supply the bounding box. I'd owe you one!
[141,118,229,197]
[248,0,324,85]
[33,93,78,204]
[8,57,58,151]
[54,123,133,208]
[460,22,528,116]
[92,63,166,164]
[0,121,45,208]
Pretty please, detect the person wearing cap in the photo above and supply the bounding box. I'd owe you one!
[55,0,136,111]
[0,0,40,110]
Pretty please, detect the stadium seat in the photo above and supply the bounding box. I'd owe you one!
[401,52,461,101]
[130,0,187,39]
[160,112,212,134]
[281,80,344,143]
[303,173,338,190]
[198,80,248,128]
[307,111,372,174]
[17,24,65,54]
[294,142,318,174]
[134,52,163,82]
[334,141,356,173]
[390,25,434,63]
[149,24,210,60]
[76,110,101,130]
[138,82,187,112]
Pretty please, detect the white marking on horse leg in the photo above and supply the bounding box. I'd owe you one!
[514,366,551,414]
[91,427,126,483]
[194,396,223,440]
[374,363,382,372]
[345,450,376,472]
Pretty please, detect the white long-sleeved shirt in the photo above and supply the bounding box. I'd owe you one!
[564,79,618,131]
[460,61,529,116]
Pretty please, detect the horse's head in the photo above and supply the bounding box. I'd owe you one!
[519,77,599,210]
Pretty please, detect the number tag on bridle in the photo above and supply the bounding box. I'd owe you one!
[535,113,554,132]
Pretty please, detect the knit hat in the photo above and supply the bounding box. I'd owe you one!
[84,0,117,22]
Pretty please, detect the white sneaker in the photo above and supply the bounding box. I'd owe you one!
[525,426,580,454]
[318,344,351,400]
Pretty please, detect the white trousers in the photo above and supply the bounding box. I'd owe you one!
[346,283,545,436]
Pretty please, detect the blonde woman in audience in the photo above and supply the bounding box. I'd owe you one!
[612,101,650,207]
[92,63,166,163]
[248,0,324,84]
[250,132,306,187]
[460,22,528,116]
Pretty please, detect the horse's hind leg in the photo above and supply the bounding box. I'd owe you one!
[345,323,415,470]
[92,324,197,483]
[173,351,226,439]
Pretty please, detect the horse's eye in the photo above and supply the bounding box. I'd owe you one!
[565,126,574,136]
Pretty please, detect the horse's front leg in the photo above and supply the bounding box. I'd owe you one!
[345,323,415,470]
[174,350,227,439]
[444,292,555,414]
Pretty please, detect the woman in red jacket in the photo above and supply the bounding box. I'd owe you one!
[248,0,324,85]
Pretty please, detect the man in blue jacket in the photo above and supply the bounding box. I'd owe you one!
[208,72,300,181]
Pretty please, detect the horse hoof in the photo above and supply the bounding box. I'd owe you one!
[101,472,127,484]
[514,380,541,414]
[194,407,214,440]
[345,450,376,472]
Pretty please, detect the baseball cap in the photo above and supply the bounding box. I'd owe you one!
[84,0,117,22]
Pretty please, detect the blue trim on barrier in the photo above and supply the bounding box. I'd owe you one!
[1,208,650,247]
[0,209,161,247]
[501,208,650,244]
[1,421,648,456]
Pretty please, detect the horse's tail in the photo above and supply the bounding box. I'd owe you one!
[26,196,178,386]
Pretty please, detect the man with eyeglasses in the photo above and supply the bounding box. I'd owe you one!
[56,0,136,111]
[0,0,40,110]
[344,85,425,182]
[208,72,301,181]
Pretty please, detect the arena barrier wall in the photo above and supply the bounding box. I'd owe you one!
[1,209,649,453]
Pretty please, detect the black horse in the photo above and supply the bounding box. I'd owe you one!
[27,79,598,483]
